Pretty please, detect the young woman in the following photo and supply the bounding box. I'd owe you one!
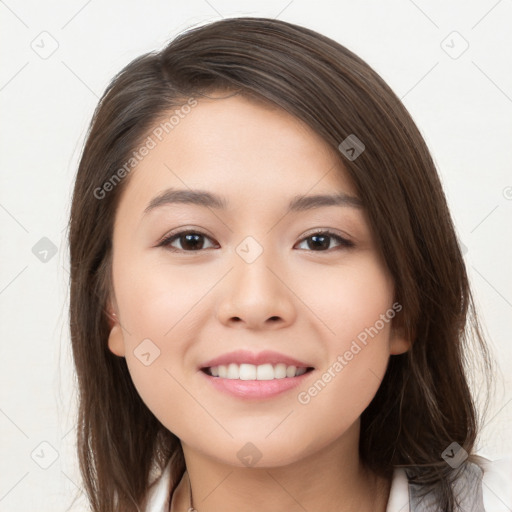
[67,17,511,512]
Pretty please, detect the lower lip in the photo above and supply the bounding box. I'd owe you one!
[200,369,314,399]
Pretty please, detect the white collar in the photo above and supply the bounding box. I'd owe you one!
[143,455,512,512]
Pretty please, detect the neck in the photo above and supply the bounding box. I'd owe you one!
[170,422,391,512]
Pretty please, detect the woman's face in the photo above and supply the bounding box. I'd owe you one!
[107,92,409,467]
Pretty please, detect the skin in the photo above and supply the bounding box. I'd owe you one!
[107,92,411,512]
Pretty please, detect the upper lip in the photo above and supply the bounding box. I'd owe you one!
[200,350,314,369]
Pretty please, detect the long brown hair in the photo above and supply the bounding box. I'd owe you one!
[67,16,494,511]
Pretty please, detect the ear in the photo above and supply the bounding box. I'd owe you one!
[106,309,117,330]
[106,307,126,357]
[389,324,412,355]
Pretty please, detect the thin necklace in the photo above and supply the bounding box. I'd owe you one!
[187,471,196,512]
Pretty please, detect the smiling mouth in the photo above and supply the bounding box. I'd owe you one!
[201,363,315,380]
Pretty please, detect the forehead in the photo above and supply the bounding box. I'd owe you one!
[115,93,358,221]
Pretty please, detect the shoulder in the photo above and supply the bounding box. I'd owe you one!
[473,454,512,511]
[386,454,512,512]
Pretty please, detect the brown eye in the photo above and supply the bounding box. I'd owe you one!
[157,229,353,253]
[159,231,217,252]
[296,231,354,251]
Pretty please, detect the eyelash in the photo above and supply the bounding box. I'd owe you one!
[157,229,354,253]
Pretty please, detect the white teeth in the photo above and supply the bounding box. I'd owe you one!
[286,365,296,378]
[227,363,239,379]
[239,363,256,380]
[208,363,309,380]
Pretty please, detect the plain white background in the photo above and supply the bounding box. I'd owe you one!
[1,0,511,510]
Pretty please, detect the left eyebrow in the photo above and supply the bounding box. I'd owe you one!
[288,192,363,211]
[142,187,363,217]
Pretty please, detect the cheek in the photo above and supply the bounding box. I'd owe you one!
[294,312,393,448]
[296,253,395,344]
[111,257,201,421]
[292,257,394,411]
[114,253,212,338]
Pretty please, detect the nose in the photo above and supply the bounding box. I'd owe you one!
[215,246,297,330]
